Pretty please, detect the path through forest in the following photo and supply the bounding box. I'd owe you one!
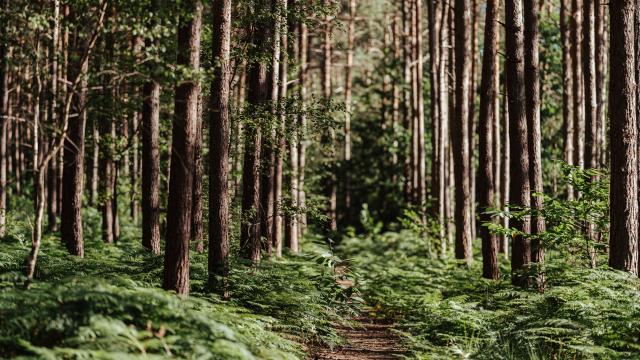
[312,317,405,360]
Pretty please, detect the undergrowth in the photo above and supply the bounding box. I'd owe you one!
[0,198,357,359]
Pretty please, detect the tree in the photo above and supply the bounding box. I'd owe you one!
[208,0,232,291]
[0,0,7,239]
[141,0,161,255]
[505,0,531,285]
[561,0,574,200]
[524,0,545,262]
[478,0,500,279]
[608,0,638,275]
[583,0,597,171]
[163,0,202,295]
[453,0,473,263]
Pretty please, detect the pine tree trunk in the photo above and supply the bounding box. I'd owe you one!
[479,0,500,279]
[208,0,232,290]
[297,17,308,240]
[46,0,60,233]
[323,0,337,231]
[61,31,88,257]
[608,0,638,275]
[524,0,545,263]
[141,1,162,255]
[561,0,574,200]
[505,0,532,286]
[500,73,510,257]
[191,106,204,253]
[453,0,473,263]
[163,0,202,295]
[584,0,597,170]
[0,0,7,239]
[594,0,605,167]
[572,0,585,173]
[344,0,355,217]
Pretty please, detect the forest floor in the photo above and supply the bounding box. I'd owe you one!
[311,316,405,360]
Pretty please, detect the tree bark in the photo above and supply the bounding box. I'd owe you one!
[572,0,585,173]
[453,0,473,263]
[209,0,232,292]
[163,0,202,295]
[479,0,500,279]
[191,103,204,253]
[584,0,597,171]
[141,1,162,255]
[505,0,532,286]
[0,0,7,239]
[561,0,574,200]
[344,0,355,216]
[608,0,638,275]
[524,0,545,263]
[322,0,337,231]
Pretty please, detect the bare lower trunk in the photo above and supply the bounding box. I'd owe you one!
[163,0,202,295]
[561,0,574,200]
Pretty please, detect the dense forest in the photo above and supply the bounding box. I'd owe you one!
[1,0,640,358]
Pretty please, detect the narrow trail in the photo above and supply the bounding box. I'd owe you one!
[310,267,406,359]
[311,316,406,360]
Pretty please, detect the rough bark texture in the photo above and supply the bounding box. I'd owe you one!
[583,0,597,170]
[505,0,532,286]
[524,0,545,263]
[141,1,161,255]
[594,0,605,167]
[191,110,204,253]
[572,0,585,172]
[163,0,202,295]
[61,31,88,257]
[561,0,574,200]
[322,0,337,232]
[608,0,638,275]
[344,0,355,215]
[208,0,231,290]
[453,0,473,263]
[478,0,500,279]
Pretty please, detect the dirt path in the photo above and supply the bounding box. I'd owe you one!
[310,316,405,360]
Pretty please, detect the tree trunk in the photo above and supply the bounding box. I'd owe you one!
[505,0,532,286]
[524,0,545,263]
[608,0,638,275]
[344,0,355,217]
[500,72,510,258]
[572,0,585,173]
[0,0,7,239]
[61,31,89,257]
[453,0,473,263]
[191,103,204,253]
[241,0,272,263]
[322,0,337,231]
[297,16,308,241]
[561,0,574,200]
[46,0,60,233]
[584,0,597,171]
[594,0,606,167]
[163,0,202,295]
[479,0,500,279]
[141,1,162,255]
[208,0,232,291]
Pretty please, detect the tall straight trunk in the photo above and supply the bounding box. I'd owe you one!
[572,0,585,171]
[479,0,500,279]
[322,0,337,231]
[163,0,202,295]
[90,118,99,206]
[410,0,419,203]
[141,1,162,255]
[415,0,426,208]
[273,0,287,256]
[130,37,143,223]
[608,0,638,275]
[402,0,413,201]
[191,105,204,253]
[524,0,545,263]
[438,2,450,246]
[286,2,300,253]
[594,0,605,167]
[101,14,116,245]
[469,0,478,242]
[583,0,597,170]
[46,0,60,233]
[297,17,308,240]
[241,0,272,263]
[344,0,355,214]
[208,0,232,290]
[61,32,89,257]
[427,0,441,234]
[505,0,531,286]
[0,0,7,238]
[453,0,473,263]
[561,0,574,200]
[500,73,510,257]
[493,55,500,216]
[391,14,401,176]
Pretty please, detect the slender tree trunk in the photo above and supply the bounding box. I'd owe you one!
[572,0,585,172]
[427,0,441,243]
[608,0,638,275]
[322,0,337,231]
[479,0,500,279]
[505,0,532,286]
[453,0,473,263]
[0,0,7,239]
[561,0,574,200]
[46,0,60,233]
[297,17,308,240]
[141,1,162,255]
[584,0,597,171]
[209,0,232,291]
[90,118,99,206]
[163,0,202,295]
[61,31,89,257]
[524,0,545,263]
[286,2,300,253]
[416,0,426,209]
[500,73,510,257]
[241,0,272,263]
[273,0,288,257]
[344,0,355,216]
[594,0,605,167]
[191,103,204,253]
